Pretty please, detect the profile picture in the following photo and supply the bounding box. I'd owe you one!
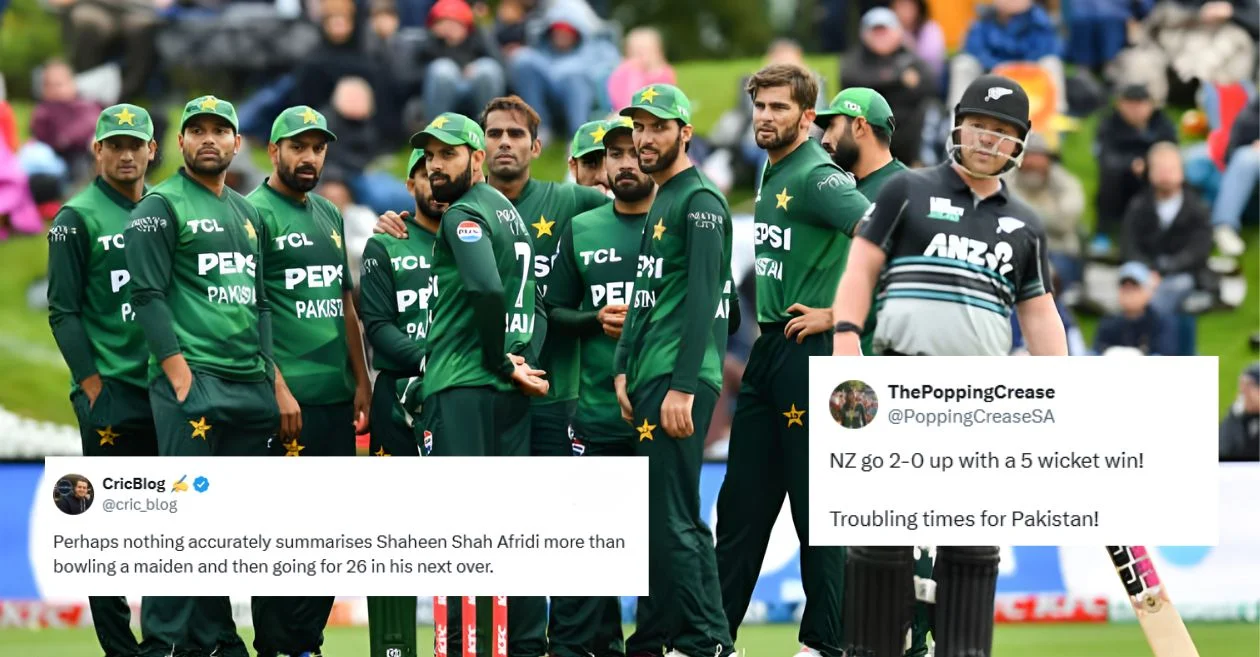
[53,474,94,516]
[830,380,878,429]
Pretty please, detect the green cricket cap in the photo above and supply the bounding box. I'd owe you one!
[180,95,239,131]
[95,104,154,142]
[816,87,896,133]
[270,105,337,143]
[602,115,634,144]
[408,112,485,151]
[406,148,425,177]
[570,120,610,159]
[619,84,693,125]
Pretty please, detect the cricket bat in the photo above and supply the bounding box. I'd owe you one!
[1106,546,1201,657]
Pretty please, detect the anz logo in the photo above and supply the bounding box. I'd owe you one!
[924,233,1014,277]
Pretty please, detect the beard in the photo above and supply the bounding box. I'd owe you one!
[754,122,799,151]
[278,160,320,193]
[414,189,445,220]
[184,146,232,177]
[429,163,474,203]
[608,171,654,203]
[829,123,861,171]
[639,136,682,174]
[488,151,527,181]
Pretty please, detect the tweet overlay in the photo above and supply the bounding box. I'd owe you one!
[808,356,1219,546]
[36,457,648,597]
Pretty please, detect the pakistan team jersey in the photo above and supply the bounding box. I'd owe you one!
[247,181,354,405]
[614,166,734,396]
[853,158,910,354]
[126,169,270,382]
[358,220,437,375]
[512,178,610,405]
[424,182,539,397]
[753,139,870,323]
[547,204,646,441]
[858,163,1052,355]
[47,177,149,390]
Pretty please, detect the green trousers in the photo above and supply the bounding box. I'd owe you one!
[626,375,732,657]
[368,596,418,657]
[714,328,846,657]
[268,401,356,456]
[372,372,420,456]
[529,399,576,456]
[426,386,546,657]
[143,371,276,656]
[549,438,631,657]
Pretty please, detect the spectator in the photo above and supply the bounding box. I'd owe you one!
[841,7,935,166]
[1212,95,1258,257]
[493,0,541,58]
[948,0,1066,113]
[318,177,378,290]
[321,76,412,215]
[0,134,43,240]
[1122,142,1214,321]
[1065,0,1154,74]
[419,0,505,123]
[50,0,160,101]
[891,0,947,85]
[30,59,101,182]
[1094,83,1178,239]
[1009,132,1086,290]
[1220,362,1260,461]
[507,0,621,144]
[1094,261,1178,356]
[606,26,677,113]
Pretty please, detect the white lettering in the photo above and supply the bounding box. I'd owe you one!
[274,233,316,250]
[579,248,625,266]
[284,265,344,290]
[295,298,345,319]
[753,223,793,250]
[591,281,633,306]
[206,285,256,305]
[197,252,257,278]
[109,269,131,293]
[97,234,125,251]
[188,219,225,234]
[924,233,1014,276]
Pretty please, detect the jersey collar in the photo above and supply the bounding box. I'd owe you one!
[93,176,145,210]
[514,177,540,204]
[943,162,1009,203]
[259,176,311,211]
[764,138,817,179]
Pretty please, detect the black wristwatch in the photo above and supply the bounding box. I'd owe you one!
[833,321,863,335]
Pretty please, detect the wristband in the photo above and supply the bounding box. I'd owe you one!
[833,321,863,335]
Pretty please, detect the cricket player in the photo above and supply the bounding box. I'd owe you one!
[710,64,869,657]
[830,75,1067,657]
[246,105,371,657]
[47,103,158,657]
[569,119,611,192]
[412,112,549,657]
[125,95,277,657]
[613,84,735,657]
[544,115,654,657]
[816,87,935,657]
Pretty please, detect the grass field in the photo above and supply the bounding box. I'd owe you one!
[0,622,1256,656]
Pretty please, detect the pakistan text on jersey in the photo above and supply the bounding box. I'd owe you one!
[295,298,344,319]
[207,285,256,305]
[754,256,783,281]
[506,311,534,333]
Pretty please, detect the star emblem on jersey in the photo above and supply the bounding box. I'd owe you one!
[299,107,320,124]
[652,218,666,240]
[199,96,220,111]
[189,417,211,440]
[639,87,660,104]
[428,115,450,130]
[637,419,656,441]
[97,425,120,446]
[775,187,793,210]
[243,219,256,241]
[531,215,555,238]
[374,446,389,456]
[282,438,305,456]
[783,404,806,428]
[114,108,137,126]
[985,87,1014,102]
[330,229,342,249]
[589,124,607,142]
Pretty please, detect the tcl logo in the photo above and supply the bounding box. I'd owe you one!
[993,594,1108,623]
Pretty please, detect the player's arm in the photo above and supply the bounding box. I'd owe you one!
[445,210,514,380]
[358,238,425,370]
[336,213,371,431]
[125,195,191,395]
[672,191,727,395]
[575,184,613,213]
[830,173,907,356]
[1014,228,1068,356]
[805,166,871,237]
[46,208,102,399]
[252,209,275,380]
[545,220,601,338]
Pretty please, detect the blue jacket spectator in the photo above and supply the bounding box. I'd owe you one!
[1066,0,1155,69]
[961,1,1061,72]
[1093,262,1179,356]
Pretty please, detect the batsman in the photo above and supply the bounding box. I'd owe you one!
[47,103,159,657]
[711,64,870,657]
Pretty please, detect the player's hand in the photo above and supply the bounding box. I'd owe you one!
[511,358,549,397]
[784,303,833,343]
[81,374,103,408]
[597,304,628,338]
[276,382,303,439]
[661,389,695,438]
[614,374,633,424]
[168,362,194,403]
[353,382,371,435]
[832,330,862,356]
[374,211,409,239]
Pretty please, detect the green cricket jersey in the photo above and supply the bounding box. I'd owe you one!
[754,139,870,323]
[359,219,437,375]
[424,182,540,397]
[47,177,149,390]
[125,169,271,382]
[547,204,646,441]
[614,166,733,396]
[512,178,610,405]
[247,181,354,405]
[854,159,909,354]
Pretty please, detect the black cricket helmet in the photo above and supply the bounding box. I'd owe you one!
[948,74,1031,177]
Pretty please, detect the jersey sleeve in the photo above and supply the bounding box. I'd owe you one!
[249,206,274,377]
[443,209,514,380]
[125,195,182,363]
[358,238,425,370]
[1015,219,1054,302]
[546,217,601,337]
[46,208,99,383]
[332,204,354,293]
[575,184,612,214]
[672,191,728,394]
[804,166,869,236]
[856,171,912,253]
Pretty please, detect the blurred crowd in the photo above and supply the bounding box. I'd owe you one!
[0,0,1256,459]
